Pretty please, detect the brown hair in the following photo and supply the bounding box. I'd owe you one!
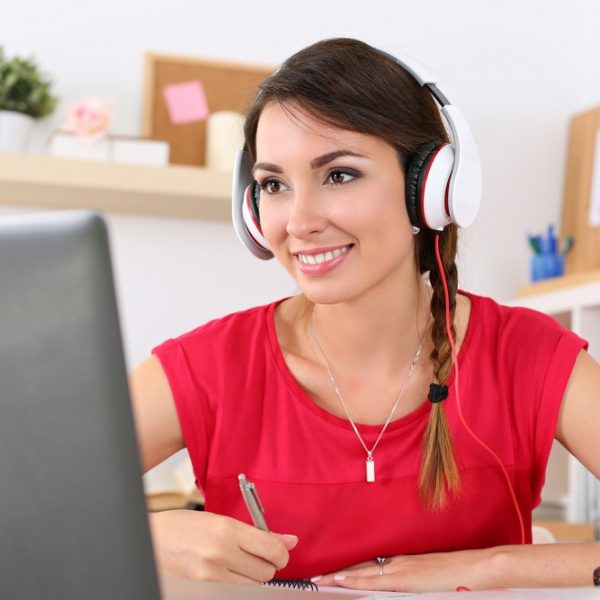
[244,38,460,508]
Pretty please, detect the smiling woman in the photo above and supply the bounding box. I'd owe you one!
[240,41,468,504]
[128,38,600,593]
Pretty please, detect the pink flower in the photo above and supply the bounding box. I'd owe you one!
[65,97,113,139]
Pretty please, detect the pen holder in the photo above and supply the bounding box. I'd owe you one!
[530,253,564,283]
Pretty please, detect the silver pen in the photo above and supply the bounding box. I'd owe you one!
[238,473,269,532]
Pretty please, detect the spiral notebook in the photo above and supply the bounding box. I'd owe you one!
[164,578,413,598]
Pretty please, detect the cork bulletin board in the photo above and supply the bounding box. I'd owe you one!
[141,53,273,166]
[560,104,600,274]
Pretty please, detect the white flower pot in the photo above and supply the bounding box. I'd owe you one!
[0,111,36,153]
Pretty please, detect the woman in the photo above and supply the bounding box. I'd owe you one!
[130,38,600,592]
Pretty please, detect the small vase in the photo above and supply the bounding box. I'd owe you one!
[0,110,36,153]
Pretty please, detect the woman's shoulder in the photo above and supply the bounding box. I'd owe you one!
[464,290,565,331]
[462,290,587,356]
[154,298,288,355]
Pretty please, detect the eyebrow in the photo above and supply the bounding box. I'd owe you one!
[252,150,367,176]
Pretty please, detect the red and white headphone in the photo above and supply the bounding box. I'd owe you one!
[231,50,482,260]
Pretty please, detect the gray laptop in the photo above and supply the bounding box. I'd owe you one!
[0,210,373,600]
[0,211,161,600]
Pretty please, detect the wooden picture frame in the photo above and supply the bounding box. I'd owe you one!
[141,52,273,167]
[560,104,600,274]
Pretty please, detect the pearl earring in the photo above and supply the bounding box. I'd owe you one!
[412,226,420,235]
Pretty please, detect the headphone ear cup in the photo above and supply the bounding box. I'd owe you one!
[405,142,440,230]
[241,183,272,255]
[249,181,260,223]
[231,149,273,260]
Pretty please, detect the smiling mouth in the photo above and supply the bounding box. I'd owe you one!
[295,244,353,265]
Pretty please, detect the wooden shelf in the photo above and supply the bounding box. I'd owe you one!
[0,152,233,220]
[518,269,600,298]
[515,270,600,316]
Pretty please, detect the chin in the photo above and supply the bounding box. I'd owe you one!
[295,280,364,307]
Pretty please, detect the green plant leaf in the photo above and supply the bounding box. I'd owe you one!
[0,47,58,118]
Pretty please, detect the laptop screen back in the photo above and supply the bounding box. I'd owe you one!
[0,211,161,600]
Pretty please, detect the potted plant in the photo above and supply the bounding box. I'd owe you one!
[0,47,58,152]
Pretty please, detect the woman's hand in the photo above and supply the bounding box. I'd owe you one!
[316,541,600,592]
[148,510,298,585]
[314,548,495,593]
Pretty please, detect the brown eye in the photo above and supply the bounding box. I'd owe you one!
[327,170,356,185]
[259,179,286,194]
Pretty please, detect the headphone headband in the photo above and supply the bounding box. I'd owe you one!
[380,51,482,229]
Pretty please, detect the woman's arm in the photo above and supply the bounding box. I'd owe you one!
[129,355,185,472]
[318,349,600,592]
[129,355,298,584]
[315,542,600,592]
[555,349,600,482]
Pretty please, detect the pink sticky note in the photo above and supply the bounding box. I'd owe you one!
[163,80,209,125]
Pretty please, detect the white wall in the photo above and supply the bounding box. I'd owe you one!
[4,1,600,478]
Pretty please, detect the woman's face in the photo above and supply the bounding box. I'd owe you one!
[253,102,417,306]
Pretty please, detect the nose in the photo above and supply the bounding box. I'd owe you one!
[285,186,328,239]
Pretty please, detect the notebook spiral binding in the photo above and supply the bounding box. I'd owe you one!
[265,578,318,590]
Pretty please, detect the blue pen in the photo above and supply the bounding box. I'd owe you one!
[547,225,557,255]
[535,234,545,255]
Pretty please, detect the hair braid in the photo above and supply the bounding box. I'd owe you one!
[417,225,461,509]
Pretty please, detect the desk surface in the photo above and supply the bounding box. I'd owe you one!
[161,578,600,599]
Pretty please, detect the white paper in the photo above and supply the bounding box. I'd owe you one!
[589,129,600,227]
[314,587,600,598]
[317,587,414,597]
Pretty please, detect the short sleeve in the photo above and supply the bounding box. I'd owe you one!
[531,327,588,504]
[152,338,213,491]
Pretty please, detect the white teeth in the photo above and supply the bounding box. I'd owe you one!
[297,245,350,265]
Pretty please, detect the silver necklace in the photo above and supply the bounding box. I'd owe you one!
[309,312,425,483]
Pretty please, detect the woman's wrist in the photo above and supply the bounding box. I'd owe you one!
[481,546,516,589]
[481,542,600,589]
[459,546,506,590]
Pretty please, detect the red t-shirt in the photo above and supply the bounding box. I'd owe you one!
[152,292,587,578]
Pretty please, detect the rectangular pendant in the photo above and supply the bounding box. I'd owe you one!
[366,457,375,483]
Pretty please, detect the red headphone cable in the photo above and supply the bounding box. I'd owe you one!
[433,233,526,545]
